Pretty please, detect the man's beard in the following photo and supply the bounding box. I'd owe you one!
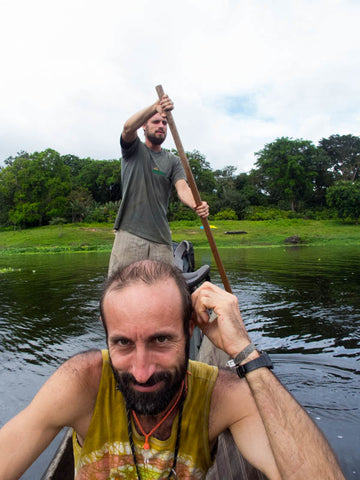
[110,352,188,416]
[145,131,166,146]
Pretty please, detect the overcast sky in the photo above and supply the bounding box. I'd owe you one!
[1,0,359,173]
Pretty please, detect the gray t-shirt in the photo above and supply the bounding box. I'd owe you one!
[114,136,186,245]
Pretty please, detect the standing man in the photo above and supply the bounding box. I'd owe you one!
[108,95,209,275]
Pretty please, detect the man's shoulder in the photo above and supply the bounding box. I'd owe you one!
[120,135,142,158]
[65,348,103,365]
[60,349,103,387]
[26,350,104,433]
[212,368,246,409]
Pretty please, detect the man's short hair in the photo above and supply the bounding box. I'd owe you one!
[100,260,193,335]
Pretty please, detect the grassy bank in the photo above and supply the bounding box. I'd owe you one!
[0,219,359,255]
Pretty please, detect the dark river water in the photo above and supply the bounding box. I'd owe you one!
[0,246,359,479]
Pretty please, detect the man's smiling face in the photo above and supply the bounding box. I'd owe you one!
[103,278,189,415]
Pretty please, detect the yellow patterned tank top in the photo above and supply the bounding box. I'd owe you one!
[73,349,218,479]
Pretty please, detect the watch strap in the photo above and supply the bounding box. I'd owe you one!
[236,351,273,378]
[233,342,256,364]
[226,342,256,368]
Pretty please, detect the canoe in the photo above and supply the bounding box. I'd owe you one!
[41,428,73,480]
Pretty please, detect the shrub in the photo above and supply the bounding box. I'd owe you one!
[244,206,300,220]
[326,182,360,223]
[49,217,67,225]
[214,209,238,220]
[169,205,198,221]
[84,201,120,223]
[303,208,337,220]
[84,206,108,223]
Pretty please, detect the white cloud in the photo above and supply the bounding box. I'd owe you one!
[1,0,360,173]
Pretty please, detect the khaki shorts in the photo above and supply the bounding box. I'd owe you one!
[108,229,174,276]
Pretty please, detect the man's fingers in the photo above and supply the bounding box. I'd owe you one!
[160,95,174,112]
[195,202,209,218]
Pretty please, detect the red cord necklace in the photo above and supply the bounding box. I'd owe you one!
[131,380,185,450]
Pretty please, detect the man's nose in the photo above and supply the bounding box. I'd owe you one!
[131,348,156,384]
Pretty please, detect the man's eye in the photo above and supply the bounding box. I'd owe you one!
[118,339,130,346]
[155,336,168,344]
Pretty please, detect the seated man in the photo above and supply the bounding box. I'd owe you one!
[0,261,344,480]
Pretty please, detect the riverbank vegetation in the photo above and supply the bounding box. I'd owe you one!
[1,134,360,230]
[1,219,360,255]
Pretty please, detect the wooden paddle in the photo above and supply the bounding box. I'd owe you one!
[155,85,232,293]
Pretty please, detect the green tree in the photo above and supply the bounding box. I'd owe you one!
[326,181,360,222]
[168,149,216,195]
[221,189,249,219]
[308,147,336,207]
[0,150,71,227]
[235,171,267,206]
[254,137,317,211]
[214,166,237,196]
[94,160,122,202]
[0,157,21,224]
[68,187,94,222]
[61,154,85,179]
[319,134,360,182]
[74,159,121,203]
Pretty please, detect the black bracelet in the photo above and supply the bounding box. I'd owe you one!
[236,351,273,378]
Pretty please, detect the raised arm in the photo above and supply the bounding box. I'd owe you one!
[191,282,345,480]
[0,350,102,480]
[122,95,174,143]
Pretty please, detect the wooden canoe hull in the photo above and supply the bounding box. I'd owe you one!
[41,429,73,480]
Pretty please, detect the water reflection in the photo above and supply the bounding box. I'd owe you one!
[1,254,107,366]
[0,247,359,479]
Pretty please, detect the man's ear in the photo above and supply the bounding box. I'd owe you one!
[189,318,196,337]
[100,315,106,330]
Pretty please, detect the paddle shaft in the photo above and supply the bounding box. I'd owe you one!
[155,85,232,293]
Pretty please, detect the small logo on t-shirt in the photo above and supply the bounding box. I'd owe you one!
[152,167,166,176]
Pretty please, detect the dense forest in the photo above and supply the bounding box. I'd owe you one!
[1,133,360,228]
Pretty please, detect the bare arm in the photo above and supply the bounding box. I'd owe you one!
[175,179,209,218]
[210,370,281,479]
[0,350,102,480]
[191,282,345,480]
[246,367,344,479]
[122,95,174,143]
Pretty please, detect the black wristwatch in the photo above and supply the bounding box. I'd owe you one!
[236,351,273,378]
